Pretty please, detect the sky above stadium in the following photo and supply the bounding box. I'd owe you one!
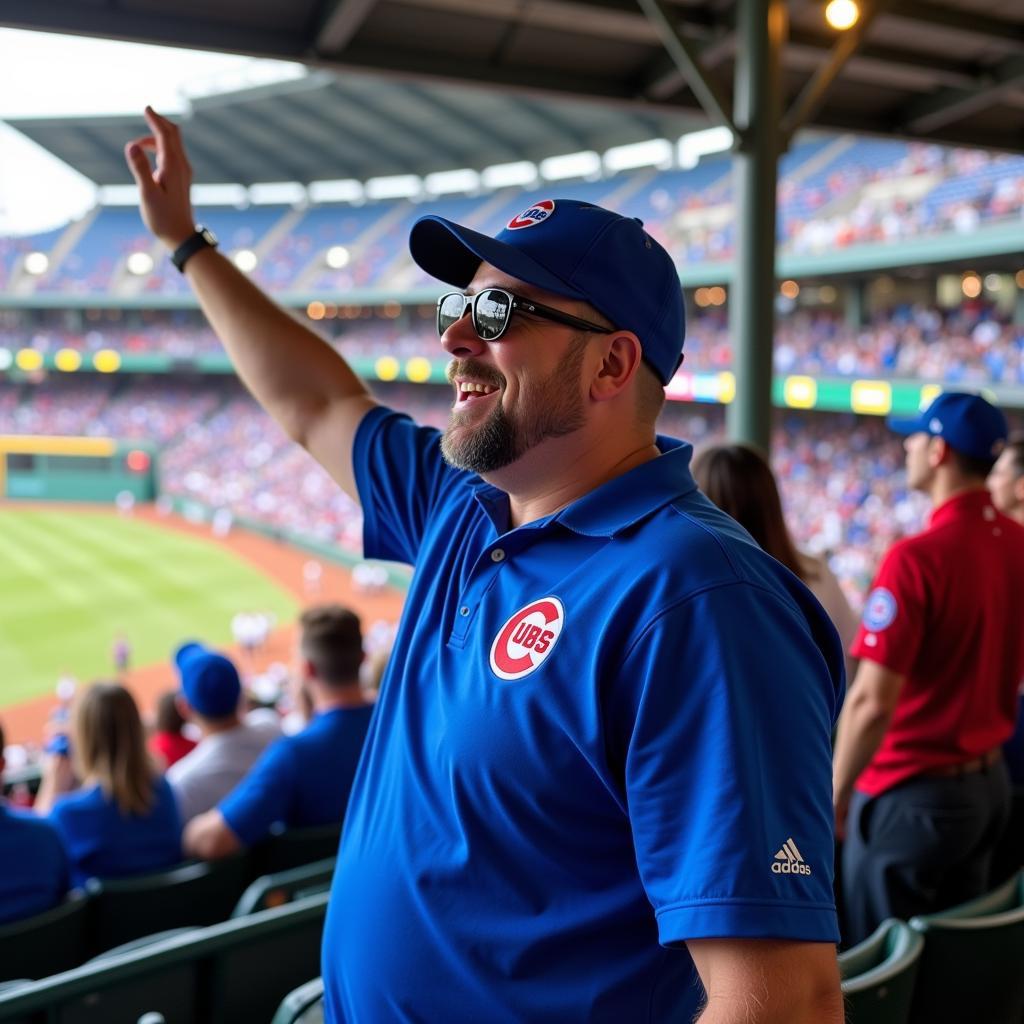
[0,29,303,235]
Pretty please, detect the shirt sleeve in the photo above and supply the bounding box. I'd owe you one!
[613,581,842,945]
[218,739,297,847]
[850,542,926,674]
[352,406,462,566]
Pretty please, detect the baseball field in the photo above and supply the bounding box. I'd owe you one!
[0,505,298,706]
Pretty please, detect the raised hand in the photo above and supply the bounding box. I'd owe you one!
[124,106,197,250]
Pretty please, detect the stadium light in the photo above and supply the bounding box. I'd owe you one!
[24,252,49,275]
[233,249,258,273]
[425,169,480,196]
[249,182,307,205]
[326,246,351,270]
[961,272,982,299]
[539,151,602,182]
[309,180,364,204]
[780,280,800,299]
[481,161,537,189]
[604,139,673,174]
[126,252,154,276]
[983,273,1002,292]
[678,127,734,170]
[1016,270,1024,289]
[365,175,421,200]
[825,0,859,30]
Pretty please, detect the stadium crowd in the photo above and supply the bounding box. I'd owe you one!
[5,296,1022,385]
[0,603,376,924]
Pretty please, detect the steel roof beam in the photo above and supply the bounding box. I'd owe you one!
[636,0,737,136]
[311,0,380,56]
[899,54,1024,133]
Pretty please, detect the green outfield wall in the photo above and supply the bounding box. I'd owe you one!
[0,436,157,502]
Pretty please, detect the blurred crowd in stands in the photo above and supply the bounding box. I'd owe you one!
[2,137,1023,296]
[5,296,1024,384]
[0,603,383,923]
[4,374,965,610]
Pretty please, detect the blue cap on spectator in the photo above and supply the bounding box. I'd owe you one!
[409,198,686,385]
[173,642,241,718]
[888,391,1008,461]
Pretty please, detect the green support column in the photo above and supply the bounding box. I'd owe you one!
[727,0,787,452]
[845,280,867,331]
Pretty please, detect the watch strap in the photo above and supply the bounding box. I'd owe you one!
[170,226,218,273]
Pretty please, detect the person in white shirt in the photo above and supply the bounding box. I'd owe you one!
[167,643,280,825]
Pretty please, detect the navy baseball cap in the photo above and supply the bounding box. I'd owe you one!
[173,642,241,718]
[409,198,685,385]
[888,391,1008,461]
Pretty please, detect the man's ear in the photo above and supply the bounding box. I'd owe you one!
[589,332,643,403]
[174,694,191,720]
[929,436,950,469]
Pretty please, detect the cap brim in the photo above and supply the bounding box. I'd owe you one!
[886,415,925,436]
[409,216,587,302]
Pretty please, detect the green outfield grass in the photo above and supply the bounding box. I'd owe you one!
[0,507,298,706]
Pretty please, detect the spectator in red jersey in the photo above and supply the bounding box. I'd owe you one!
[833,394,1024,944]
[149,690,197,770]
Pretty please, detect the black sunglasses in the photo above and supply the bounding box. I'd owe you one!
[436,288,614,342]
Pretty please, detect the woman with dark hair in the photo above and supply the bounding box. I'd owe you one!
[35,682,181,887]
[692,443,858,671]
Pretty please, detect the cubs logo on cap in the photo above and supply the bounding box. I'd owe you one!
[490,597,565,680]
[506,200,555,231]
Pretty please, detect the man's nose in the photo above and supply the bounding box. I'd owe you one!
[441,310,487,359]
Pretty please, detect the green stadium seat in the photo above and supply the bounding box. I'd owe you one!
[86,852,252,956]
[231,857,336,918]
[0,893,329,1024]
[272,977,324,1024]
[89,928,202,962]
[908,869,1024,1024]
[838,918,923,1024]
[252,823,341,876]
[0,891,91,982]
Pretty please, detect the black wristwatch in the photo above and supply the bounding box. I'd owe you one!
[170,225,218,273]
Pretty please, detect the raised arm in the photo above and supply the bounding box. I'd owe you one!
[124,107,377,502]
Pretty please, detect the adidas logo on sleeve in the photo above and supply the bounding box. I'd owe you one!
[771,837,812,876]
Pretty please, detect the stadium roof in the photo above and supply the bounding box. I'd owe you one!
[3,0,1023,166]
[3,73,703,187]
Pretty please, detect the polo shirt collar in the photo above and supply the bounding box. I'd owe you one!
[929,487,995,529]
[471,435,697,539]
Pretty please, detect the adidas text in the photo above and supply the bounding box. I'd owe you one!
[771,860,812,875]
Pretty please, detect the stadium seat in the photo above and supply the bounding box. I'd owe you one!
[272,977,325,1024]
[908,869,1024,1024]
[89,928,202,962]
[0,893,329,1024]
[86,852,253,956]
[231,856,336,918]
[0,891,91,981]
[838,918,923,1024]
[253,822,341,876]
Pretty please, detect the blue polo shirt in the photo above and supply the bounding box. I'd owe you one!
[0,805,69,923]
[49,777,181,888]
[219,705,374,847]
[323,408,844,1023]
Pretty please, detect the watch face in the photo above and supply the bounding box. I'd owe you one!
[198,226,218,245]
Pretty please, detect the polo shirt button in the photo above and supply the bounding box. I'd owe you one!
[491,548,506,563]
[460,606,470,617]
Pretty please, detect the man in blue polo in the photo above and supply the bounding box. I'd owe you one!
[129,109,846,1022]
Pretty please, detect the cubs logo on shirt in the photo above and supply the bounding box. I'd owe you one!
[863,587,898,632]
[506,200,555,230]
[490,597,565,680]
